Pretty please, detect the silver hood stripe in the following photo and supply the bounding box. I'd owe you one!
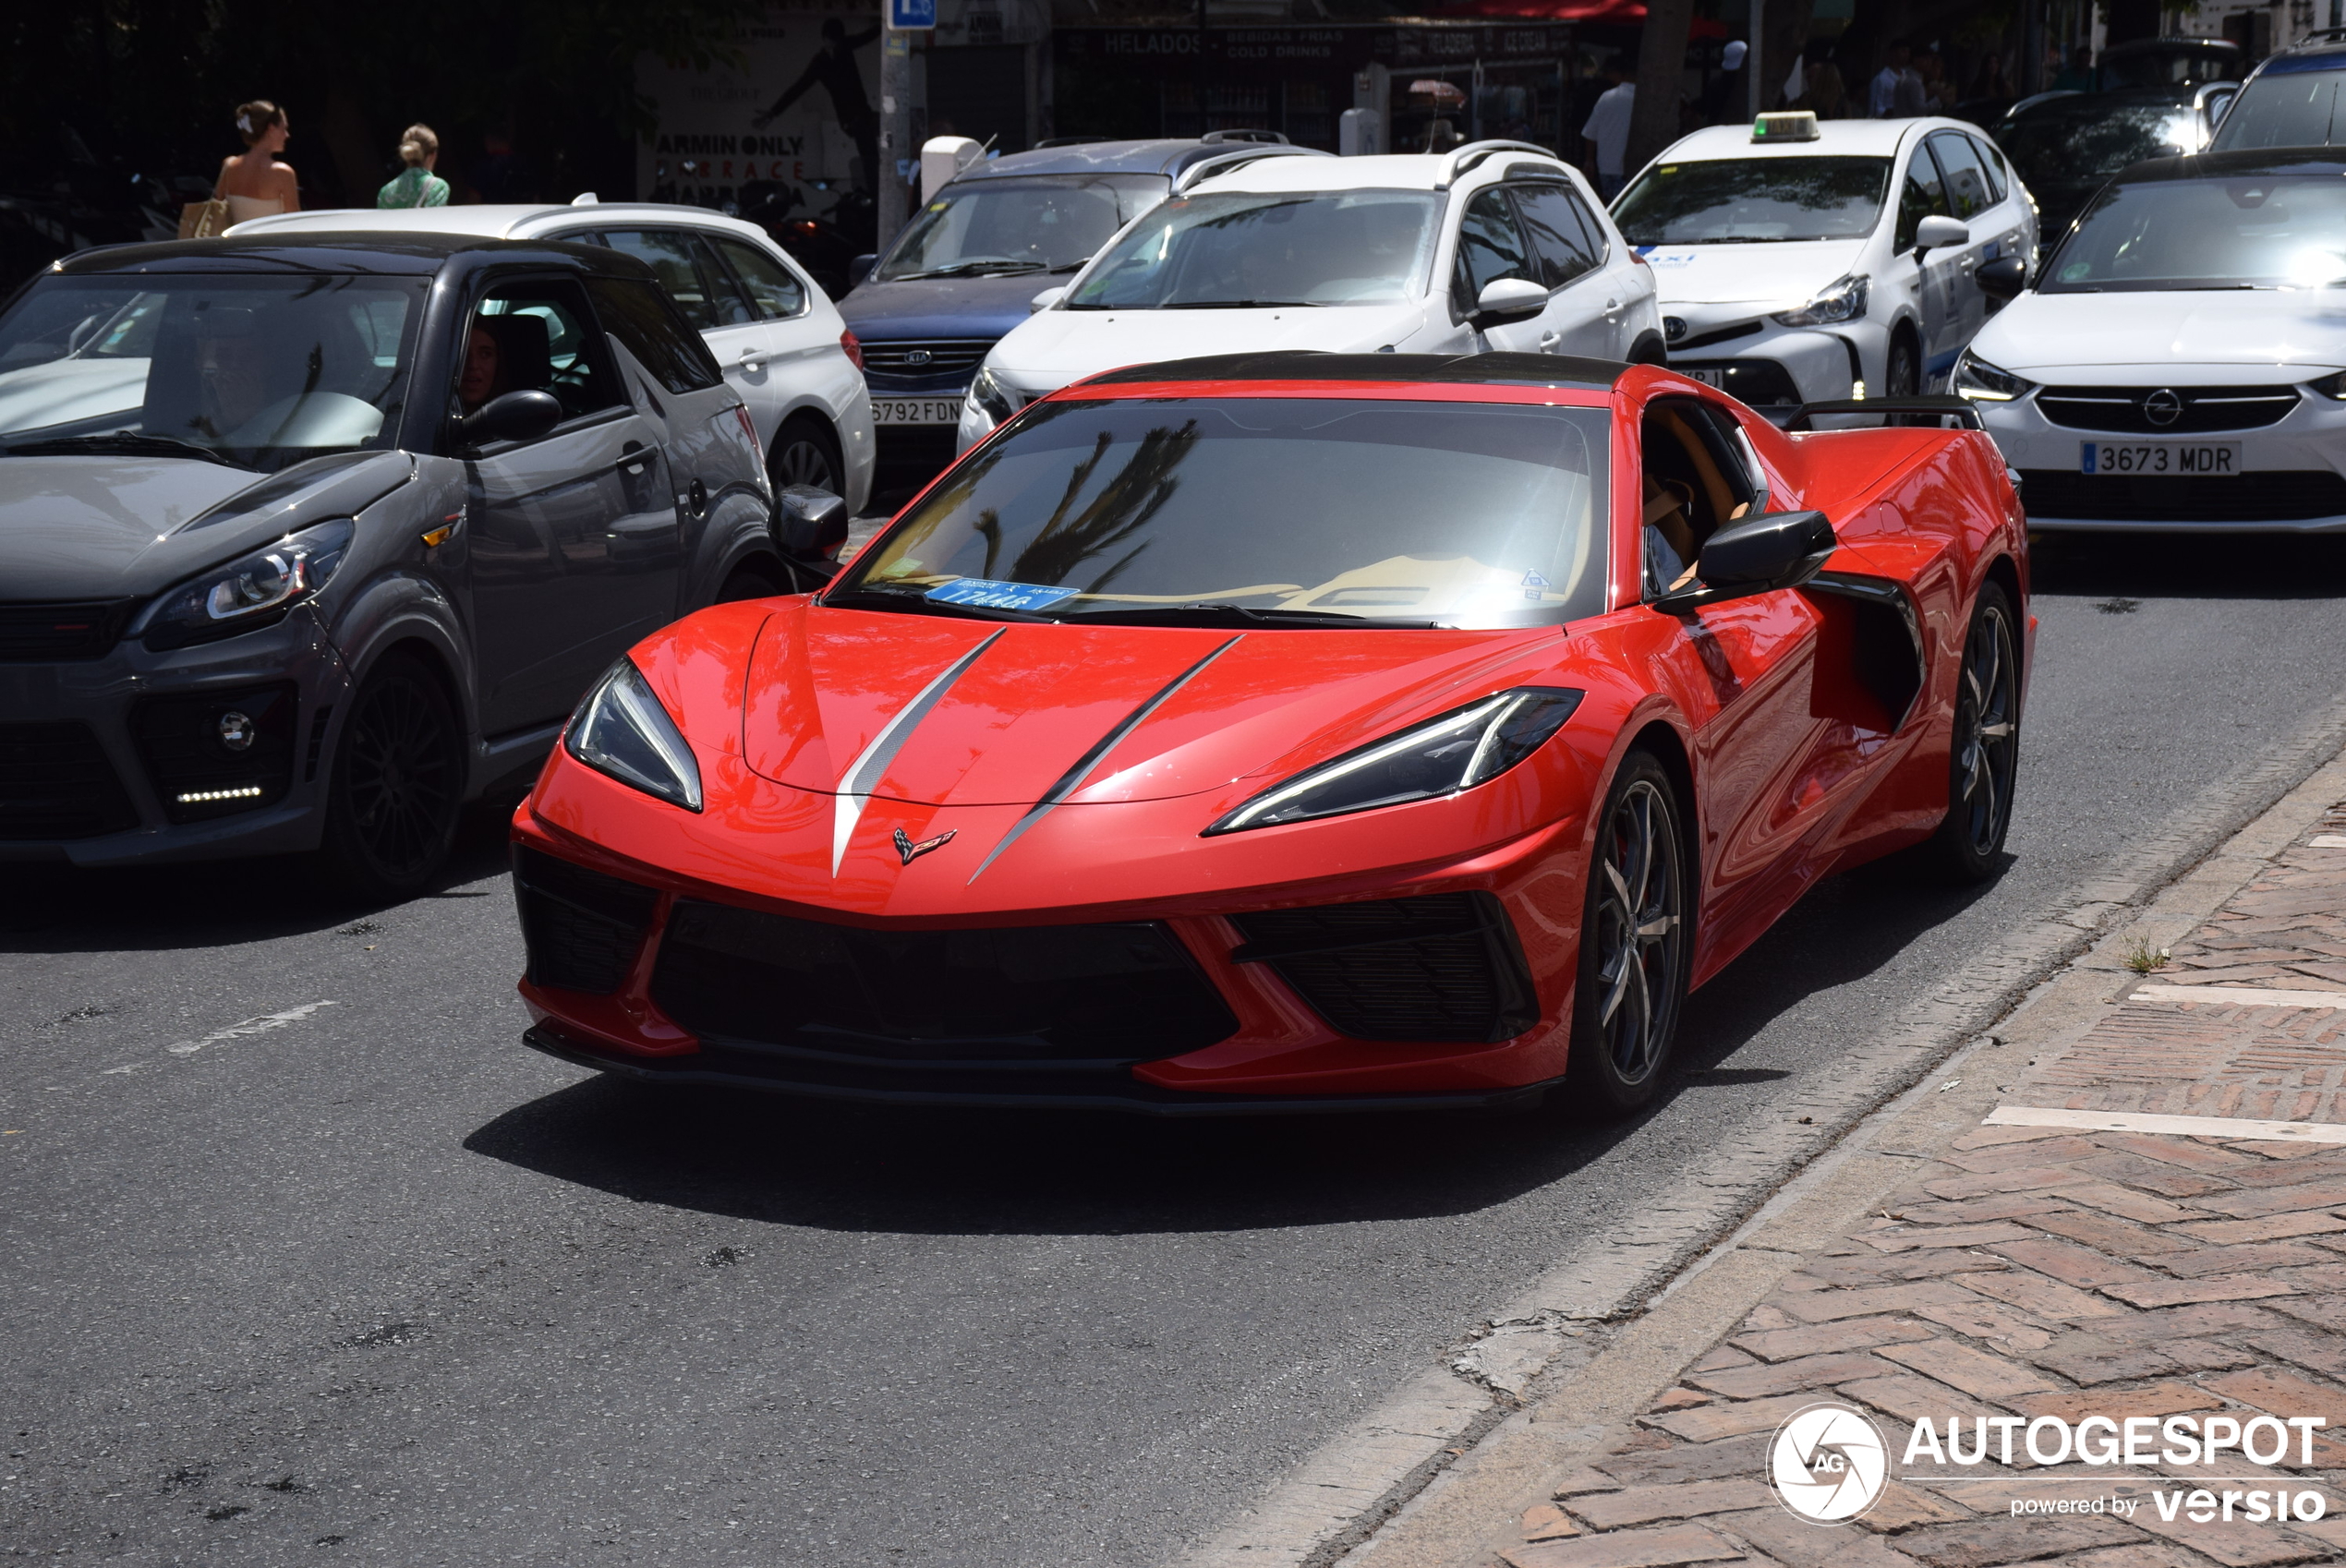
[967,635,1243,884]
[830,629,1007,874]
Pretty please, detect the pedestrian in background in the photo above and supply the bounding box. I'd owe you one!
[1868,43,1912,117]
[1580,57,1636,199]
[377,124,450,209]
[217,101,299,223]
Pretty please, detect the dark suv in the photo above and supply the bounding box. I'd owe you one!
[2209,31,2346,150]
[836,133,1289,505]
[0,234,835,895]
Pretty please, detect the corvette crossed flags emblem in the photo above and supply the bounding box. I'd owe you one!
[893,826,956,865]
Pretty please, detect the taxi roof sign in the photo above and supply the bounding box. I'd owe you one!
[1753,111,1820,143]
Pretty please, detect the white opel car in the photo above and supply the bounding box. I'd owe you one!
[225,201,874,513]
[1614,113,2038,413]
[958,140,1663,452]
[1957,151,2346,531]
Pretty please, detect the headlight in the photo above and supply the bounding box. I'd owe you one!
[959,366,1027,444]
[1771,272,1869,327]
[141,519,353,651]
[565,658,703,812]
[1953,349,2037,402]
[2306,370,2346,400]
[1203,688,1582,836]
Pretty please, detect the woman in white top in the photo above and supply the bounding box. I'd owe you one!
[217,100,299,223]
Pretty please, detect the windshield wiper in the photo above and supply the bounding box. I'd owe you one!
[1066,604,1443,629]
[1161,299,1324,309]
[5,432,251,469]
[1046,261,1090,273]
[894,259,1046,280]
[821,586,1058,623]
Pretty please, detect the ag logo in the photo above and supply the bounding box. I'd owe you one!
[1767,1402,1888,1524]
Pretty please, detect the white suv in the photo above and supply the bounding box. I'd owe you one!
[226,201,874,513]
[960,141,1663,451]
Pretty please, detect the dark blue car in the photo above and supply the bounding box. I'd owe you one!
[838,134,1288,504]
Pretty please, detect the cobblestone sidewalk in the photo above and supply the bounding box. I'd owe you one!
[1491,805,2346,1568]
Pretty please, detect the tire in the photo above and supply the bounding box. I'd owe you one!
[314,653,465,901]
[768,415,845,497]
[1885,329,1921,398]
[1923,582,2021,883]
[1566,750,1694,1119]
[716,561,787,603]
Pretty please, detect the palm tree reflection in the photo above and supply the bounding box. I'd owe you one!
[979,418,1198,594]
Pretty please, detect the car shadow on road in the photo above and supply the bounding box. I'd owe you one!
[2031,530,2346,599]
[462,850,2003,1236]
[0,797,519,955]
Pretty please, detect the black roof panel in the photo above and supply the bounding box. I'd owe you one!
[1078,350,1626,391]
[2112,150,2346,185]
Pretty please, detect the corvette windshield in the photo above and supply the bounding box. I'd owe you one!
[1613,158,1891,244]
[831,396,1609,627]
[2045,175,2346,290]
[0,273,425,471]
[1066,191,1441,308]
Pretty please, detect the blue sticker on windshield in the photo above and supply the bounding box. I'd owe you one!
[1522,570,1552,602]
[925,577,1079,612]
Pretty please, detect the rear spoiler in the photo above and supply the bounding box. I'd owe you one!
[1786,396,1985,432]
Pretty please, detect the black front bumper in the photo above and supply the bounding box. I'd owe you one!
[523,1024,1561,1117]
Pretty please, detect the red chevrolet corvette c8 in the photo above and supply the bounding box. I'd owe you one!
[511,352,2029,1116]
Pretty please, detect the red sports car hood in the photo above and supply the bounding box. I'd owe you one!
[733,602,1569,809]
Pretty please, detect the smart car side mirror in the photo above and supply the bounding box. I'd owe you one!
[1977,257,2027,301]
[1030,286,1068,313]
[848,253,877,289]
[460,389,562,448]
[1472,276,1549,329]
[778,484,850,560]
[1653,509,1837,612]
[1913,215,1970,257]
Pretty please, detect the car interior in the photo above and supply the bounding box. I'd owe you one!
[470,283,617,421]
[1641,399,1755,597]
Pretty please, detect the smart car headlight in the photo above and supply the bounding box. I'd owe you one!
[565,658,703,812]
[1953,349,2037,402]
[1203,688,1582,836]
[141,519,353,651]
[1772,272,1869,328]
[960,367,1028,443]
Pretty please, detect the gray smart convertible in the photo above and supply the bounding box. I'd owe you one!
[0,235,846,895]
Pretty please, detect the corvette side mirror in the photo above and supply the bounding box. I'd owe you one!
[1977,257,2026,301]
[778,484,850,560]
[1913,215,1970,257]
[1653,509,1837,613]
[460,389,562,448]
[1472,275,1548,330]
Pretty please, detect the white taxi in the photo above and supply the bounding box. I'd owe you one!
[1614,113,2038,414]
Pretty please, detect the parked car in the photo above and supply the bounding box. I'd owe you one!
[837,133,1300,506]
[511,351,2026,1116]
[226,201,873,515]
[1993,84,2238,246]
[2094,36,2245,90]
[960,140,1663,453]
[2210,32,2346,151]
[1956,150,2346,532]
[1614,113,2038,413]
[0,234,828,895]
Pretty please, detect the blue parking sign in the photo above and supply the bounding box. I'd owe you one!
[889,0,936,28]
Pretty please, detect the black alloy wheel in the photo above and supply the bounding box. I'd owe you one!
[1885,331,1921,398]
[316,654,464,899]
[768,416,844,496]
[1567,750,1692,1118]
[1927,583,2021,882]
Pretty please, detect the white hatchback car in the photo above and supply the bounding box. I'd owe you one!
[959,140,1663,451]
[225,201,875,513]
[1957,151,2346,531]
[1614,114,2038,413]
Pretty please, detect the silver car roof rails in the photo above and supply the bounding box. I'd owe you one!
[1435,139,1569,189]
[1172,143,1338,194]
[1200,128,1289,144]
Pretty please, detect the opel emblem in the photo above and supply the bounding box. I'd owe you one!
[2142,388,2183,427]
[904,348,933,367]
[1664,317,1688,343]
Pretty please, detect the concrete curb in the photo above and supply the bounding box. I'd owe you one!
[1167,684,2346,1568]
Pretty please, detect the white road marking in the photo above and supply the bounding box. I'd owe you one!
[2129,983,2346,1008]
[97,1003,340,1076]
[2308,833,2346,848]
[1985,1104,2346,1143]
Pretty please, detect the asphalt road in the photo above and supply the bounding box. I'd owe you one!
[7,531,2346,1567]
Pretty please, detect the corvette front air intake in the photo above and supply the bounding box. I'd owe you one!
[1228,892,1540,1044]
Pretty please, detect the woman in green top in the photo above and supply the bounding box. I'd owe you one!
[377,124,450,208]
